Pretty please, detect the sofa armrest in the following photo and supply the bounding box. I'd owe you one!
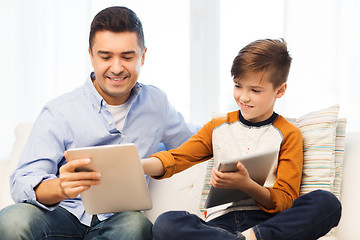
[0,122,33,209]
[0,159,10,202]
[335,131,360,239]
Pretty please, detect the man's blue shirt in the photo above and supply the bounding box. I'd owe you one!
[10,74,195,226]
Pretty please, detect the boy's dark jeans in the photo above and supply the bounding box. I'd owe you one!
[153,190,341,240]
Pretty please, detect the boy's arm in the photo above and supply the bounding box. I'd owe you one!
[262,123,304,213]
[147,117,223,179]
[142,157,165,176]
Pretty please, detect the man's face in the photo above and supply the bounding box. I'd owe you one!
[233,71,286,123]
[89,31,147,105]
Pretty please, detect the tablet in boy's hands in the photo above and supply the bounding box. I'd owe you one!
[66,143,152,215]
[204,148,278,209]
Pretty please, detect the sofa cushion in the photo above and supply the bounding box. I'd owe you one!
[0,122,33,208]
[145,161,208,223]
[294,105,339,195]
[335,132,360,239]
[294,105,343,238]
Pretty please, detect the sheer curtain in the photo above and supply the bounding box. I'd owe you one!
[281,0,360,127]
[219,0,360,132]
[0,0,92,159]
[1,0,359,160]
[0,0,190,159]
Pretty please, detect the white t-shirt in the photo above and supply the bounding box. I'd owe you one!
[107,101,130,132]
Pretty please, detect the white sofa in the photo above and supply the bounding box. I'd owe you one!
[0,122,359,239]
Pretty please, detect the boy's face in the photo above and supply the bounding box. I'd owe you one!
[233,71,286,123]
[89,30,147,105]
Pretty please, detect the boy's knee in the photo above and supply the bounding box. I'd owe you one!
[154,212,177,240]
[155,211,185,227]
[314,190,342,218]
[310,190,341,210]
[153,211,190,237]
[302,190,342,223]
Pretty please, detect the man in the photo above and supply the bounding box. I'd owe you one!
[0,6,195,239]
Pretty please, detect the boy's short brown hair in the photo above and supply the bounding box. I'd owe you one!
[231,39,292,88]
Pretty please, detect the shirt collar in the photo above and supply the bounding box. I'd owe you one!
[238,110,278,127]
[85,72,142,113]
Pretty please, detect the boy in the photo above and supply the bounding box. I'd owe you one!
[142,39,341,240]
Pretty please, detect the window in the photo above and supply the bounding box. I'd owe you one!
[219,0,285,113]
[1,0,359,160]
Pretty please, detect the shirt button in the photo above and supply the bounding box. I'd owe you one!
[122,134,125,139]
[108,121,112,125]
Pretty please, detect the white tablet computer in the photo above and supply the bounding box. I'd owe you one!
[66,143,152,215]
[204,148,279,209]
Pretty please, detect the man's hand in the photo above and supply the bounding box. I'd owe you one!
[34,154,101,206]
[59,156,101,199]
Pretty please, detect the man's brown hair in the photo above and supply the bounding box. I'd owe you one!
[231,39,292,88]
[89,6,145,53]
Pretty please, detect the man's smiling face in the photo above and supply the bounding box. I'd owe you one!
[89,30,146,105]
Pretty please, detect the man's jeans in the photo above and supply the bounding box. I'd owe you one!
[0,203,152,240]
[153,190,342,240]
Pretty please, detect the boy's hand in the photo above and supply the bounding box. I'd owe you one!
[211,161,275,209]
[210,162,252,190]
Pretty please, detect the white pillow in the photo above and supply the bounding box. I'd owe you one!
[0,122,33,209]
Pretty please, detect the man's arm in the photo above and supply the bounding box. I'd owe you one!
[35,158,101,206]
